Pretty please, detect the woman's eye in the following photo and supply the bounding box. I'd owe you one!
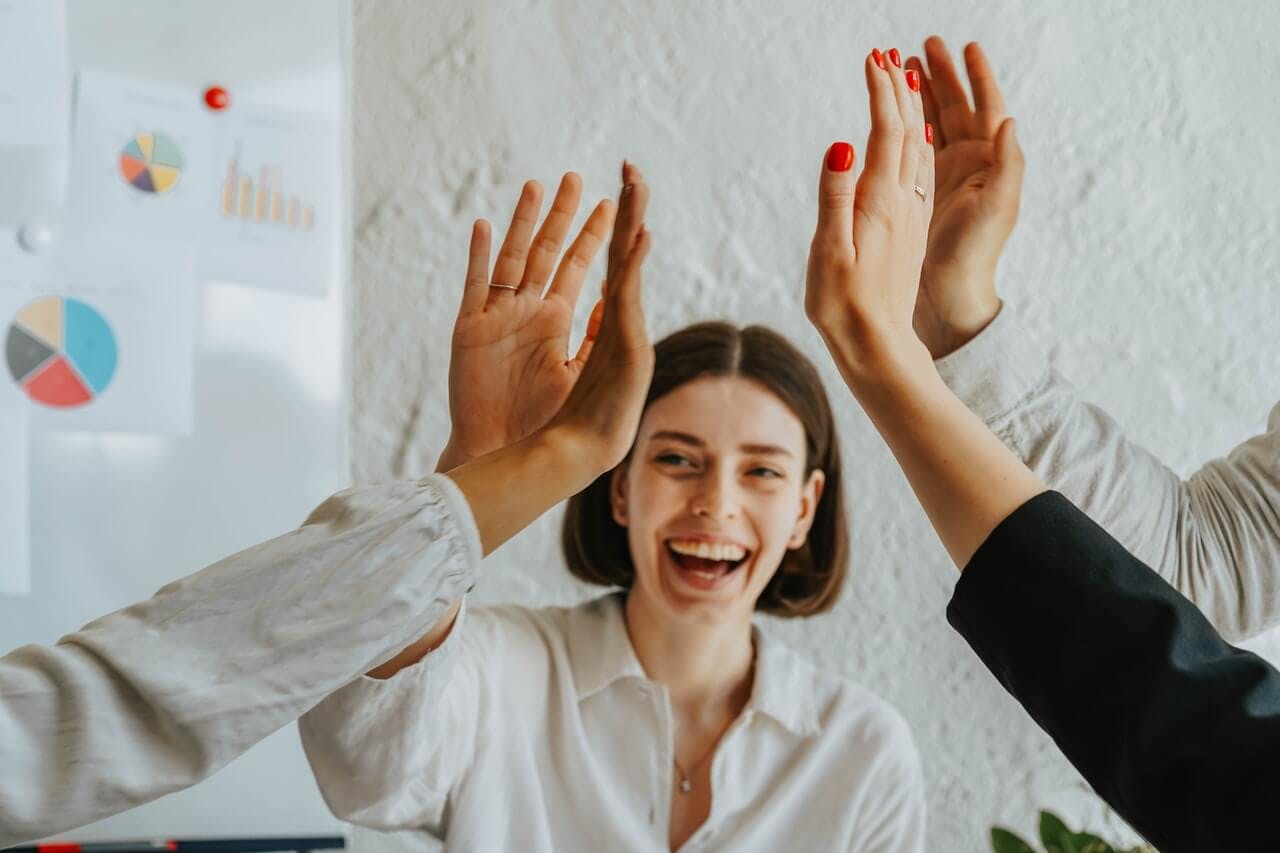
[657,453,691,467]
[750,468,783,479]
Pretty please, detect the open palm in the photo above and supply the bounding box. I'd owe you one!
[926,136,1004,271]
[906,38,1022,355]
[443,174,615,467]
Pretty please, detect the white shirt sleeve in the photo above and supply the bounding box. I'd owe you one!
[936,305,1280,641]
[298,599,482,834]
[298,602,545,835]
[0,472,481,846]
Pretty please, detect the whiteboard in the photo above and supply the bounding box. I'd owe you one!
[0,0,351,840]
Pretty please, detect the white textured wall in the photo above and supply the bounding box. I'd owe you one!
[351,1,1280,848]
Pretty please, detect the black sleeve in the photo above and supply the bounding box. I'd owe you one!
[946,490,1280,853]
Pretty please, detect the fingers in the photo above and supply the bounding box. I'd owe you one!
[882,47,925,188]
[520,172,583,295]
[861,50,904,194]
[606,161,650,313]
[906,55,945,148]
[546,197,615,306]
[814,141,857,251]
[489,180,544,292]
[963,42,1007,139]
[572,298,606,365]
[458,219,492,318]
[922,35,974,142]
[915,121,937,224]
[989,117,1024,213]
[614,227,651,316]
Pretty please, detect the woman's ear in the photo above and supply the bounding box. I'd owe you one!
[609,462,630,527]
[788,469,826,549]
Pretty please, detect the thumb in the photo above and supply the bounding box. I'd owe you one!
[572,298,606,364]
[990,118,1024,211]
[815,141,857,248]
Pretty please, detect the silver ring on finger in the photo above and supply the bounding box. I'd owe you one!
[488,283,520,292]
[913,185,927,202]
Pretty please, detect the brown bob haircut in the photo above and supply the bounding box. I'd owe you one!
[561,320,849,617]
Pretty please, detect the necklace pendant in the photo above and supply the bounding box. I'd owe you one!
[679,778,693,794]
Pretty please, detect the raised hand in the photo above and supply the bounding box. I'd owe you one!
[439,173,616,471]
[803,49,1045,570]
[905,38,1024,358]
[373,164,653,672]
[804,47,936,388]
[543,161,653,473]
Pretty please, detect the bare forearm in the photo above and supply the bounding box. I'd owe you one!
[915,264,1002,360]
[369,428,595,678]
[847,344,1046,569]
[444,427,594,557]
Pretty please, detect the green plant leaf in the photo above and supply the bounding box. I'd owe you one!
[1072,833,1116,853]
[1039,811,1076,853]
[991,827,1037,853]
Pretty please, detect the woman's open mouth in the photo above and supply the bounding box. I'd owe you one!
[664,538,750,590]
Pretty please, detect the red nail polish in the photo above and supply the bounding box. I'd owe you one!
[888,48,902,68]
[826,141,854,172]
[925,122,934,144]
[906,69,920,91]
[871,49,886,70]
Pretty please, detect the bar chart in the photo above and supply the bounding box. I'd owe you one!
[220,147,316,232]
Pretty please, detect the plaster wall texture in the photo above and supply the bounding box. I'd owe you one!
[350,1,1280,848]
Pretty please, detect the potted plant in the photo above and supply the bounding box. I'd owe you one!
[991,810,1156,853]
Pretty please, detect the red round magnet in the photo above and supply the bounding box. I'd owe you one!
[204,85,230,111]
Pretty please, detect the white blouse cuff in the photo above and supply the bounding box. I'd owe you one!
[934,302,1053,426]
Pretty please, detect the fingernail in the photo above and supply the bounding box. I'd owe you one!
[826,141,854,172]
[888,48,902,68]
[906,69,920,91]
[871,49,886,70]
[925,122,934,144]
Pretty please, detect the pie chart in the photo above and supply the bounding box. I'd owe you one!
[119,131,184,194]
[6,297,118,408]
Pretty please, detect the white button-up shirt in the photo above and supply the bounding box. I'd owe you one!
[301,558,926,852]
[0,474,475,845]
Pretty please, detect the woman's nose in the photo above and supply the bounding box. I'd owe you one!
[690,476,739,520]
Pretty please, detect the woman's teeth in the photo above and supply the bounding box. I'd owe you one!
[665,540,749,587]
[667,539,747,562]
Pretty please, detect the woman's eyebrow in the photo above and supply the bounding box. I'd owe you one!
[648,430,703,447]
[740,443,794,458]
[648,430,794,458]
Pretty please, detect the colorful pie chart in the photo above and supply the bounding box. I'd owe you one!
[119,131,184,194]
[6,297,118,408]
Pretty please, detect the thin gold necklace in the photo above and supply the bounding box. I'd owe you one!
[672,744,716,795]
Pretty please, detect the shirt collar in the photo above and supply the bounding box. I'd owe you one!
[568,592,821,737]
[569,592,648,700]
[747,623,822,737]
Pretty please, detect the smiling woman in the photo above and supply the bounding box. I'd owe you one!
[299,160,925,852]
[564,320,847,619]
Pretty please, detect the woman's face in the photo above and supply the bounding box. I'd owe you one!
[611,375,826,626]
